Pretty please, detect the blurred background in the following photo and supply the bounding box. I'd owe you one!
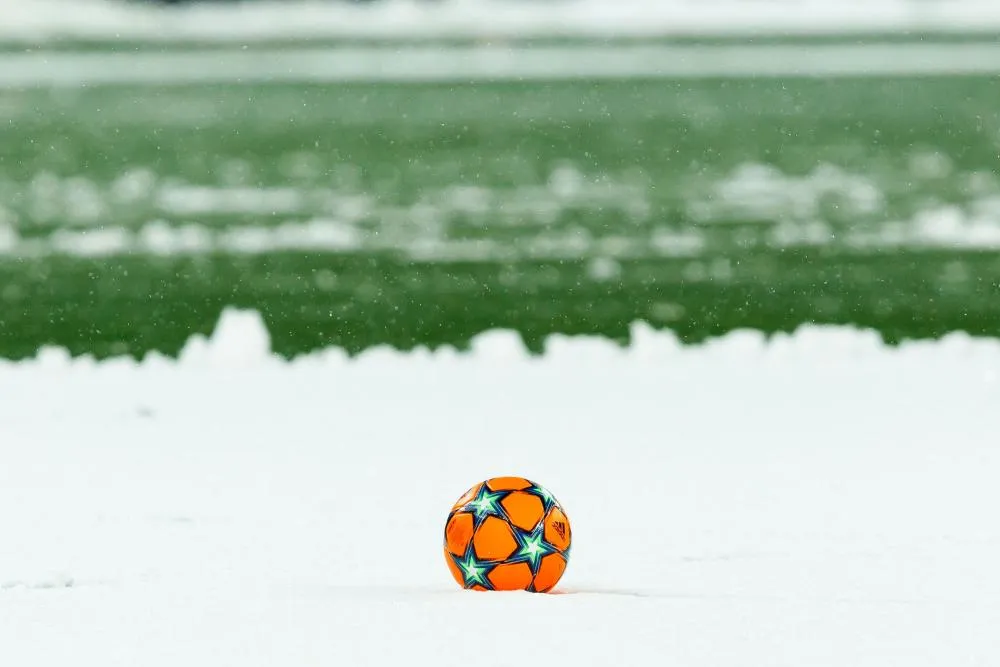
[1,0,999,359]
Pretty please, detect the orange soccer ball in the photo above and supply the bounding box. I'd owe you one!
[444,477,571,592]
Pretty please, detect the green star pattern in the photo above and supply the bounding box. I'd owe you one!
[533,484,558,510]
[452,547,493,589]
[512,523,555,573]
[462,485,507,522]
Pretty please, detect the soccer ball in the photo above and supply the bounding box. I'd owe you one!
[444,476,571,592]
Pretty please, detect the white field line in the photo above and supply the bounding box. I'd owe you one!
[3,43,1000,88]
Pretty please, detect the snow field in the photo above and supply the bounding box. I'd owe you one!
[1,309,999,666]
[4,0,1000,41]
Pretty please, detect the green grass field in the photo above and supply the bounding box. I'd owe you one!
[2,39,999,358]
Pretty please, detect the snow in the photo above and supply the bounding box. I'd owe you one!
[3,43,1000,88]
[2,309,999,665]
[4,162,1000,257]
[3,0,1000,42]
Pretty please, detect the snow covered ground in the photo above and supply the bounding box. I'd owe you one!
[4,42,1000,89]
[2,309,999,665]
[3,0,1000,42]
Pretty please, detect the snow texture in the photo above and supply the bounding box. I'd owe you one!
[3,0,1000,42]
[1,309,999,666]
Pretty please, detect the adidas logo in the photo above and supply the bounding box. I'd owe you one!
[552,521,567,540]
